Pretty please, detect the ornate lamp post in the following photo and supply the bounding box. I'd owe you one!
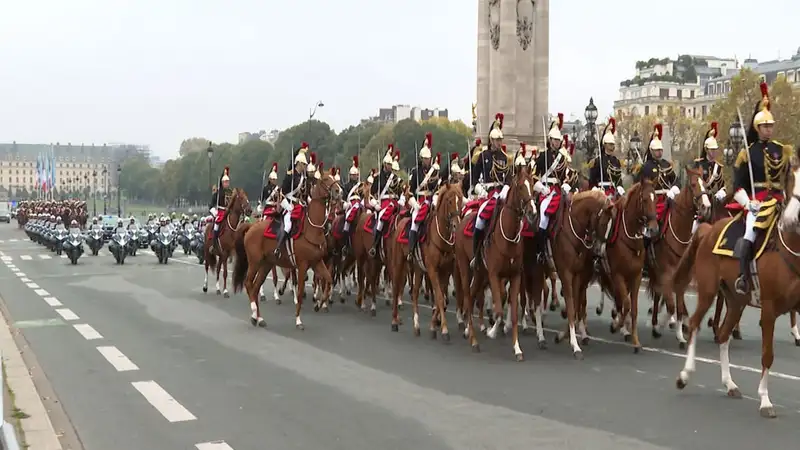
[116,165,122,216]
[583,97,599,156]
[207,143,214,194]
[627,130,642,174]
[92,170,98,217]
[725,119,744,166]
[102,166,108,214]
[309,100,325,121]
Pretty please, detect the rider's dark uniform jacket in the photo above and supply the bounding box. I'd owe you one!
[534,146,567,184]
[280,169,304,198]
[693,157,725,194]
[370,167,393,196]
[733,139,790,201]
[471,146,509,187]
[408,164,437,198]
[588,153,623,188]
[342,179,359,199]
[260,184,277,204]
[637,157,676,189]
[211,187,233,210]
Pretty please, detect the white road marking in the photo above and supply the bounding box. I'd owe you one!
[23,238,29,241]
[38,254,51,260]
[43,296,62,307]
[96,346,139,372]
[9,267,18,272]
[54,308,79,321]
[1,256,11,262]
[196,442,234,450]
[20,255,31,260]
[34,289,49,297]
[60,254,67,259]
[73,324,103,340]
[20,278,31,283]
[14,272,25,277]
[25,282,40,289]
[9,239,18,242]
[131,381,196,422]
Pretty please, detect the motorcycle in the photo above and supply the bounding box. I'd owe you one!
[190,227,205,264]
[86,228,105,255]
[179,223,193,255]
[53,228,69,256]
[152,226,173,264]
[108,229,129,264]
[61,228,84,265]
[127,228,144,256]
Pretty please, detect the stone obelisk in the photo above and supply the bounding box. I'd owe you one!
[476,0,549,148]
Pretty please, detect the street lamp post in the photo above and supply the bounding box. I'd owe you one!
[102,166,108,215]
[309,100,325,121]
[207,143,214,195]
[725,119,743,166]
[116,165,122,217]
[583,97,599,155]
[92,170,98,217]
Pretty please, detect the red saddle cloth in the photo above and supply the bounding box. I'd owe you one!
[655,194,668,222]
[346,199,361,222]
[263,205,276,217]
[725,190,784,213]
[396,218,427,244]
[363,199,399,237]
[263,207,305,239]
[461,200,482,218]
[463,214,478,237]
[521,220,535,238]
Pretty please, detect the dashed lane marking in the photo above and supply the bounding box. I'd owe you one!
[96,346,139,372]
[14,272,25,277]
[9,239,18,242]
[34,289,49,297]
[54,308,79,321]
[43,296,62,307]
[20,255,31,260]
[9,267,18,272]
[38,254,51,260]
[25,282,40,289]
[20,277,31,283]
[73,324,103,340]
[196,442,235,450]
[1,256,11,262]
[131,380,196,422]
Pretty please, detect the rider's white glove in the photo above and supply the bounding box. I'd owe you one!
[667,185,680,200]
[748,200,760,214]
[733,189,750,210]
[533,180,550,196]
[715,188,727,201]
[408,196,418,210]
[499,185,510,200]
[280,198,292,211]
[369,198,378,209]
[561,183,571,193]
[256,204,264,214]
[616,186,625,196]
[209,207,218,216]
[474,183,487,197]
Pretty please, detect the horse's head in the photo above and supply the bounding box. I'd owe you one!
[572,190,616,243]
[312,168,342,204]
[507,165,536,224]
[435,182,464,236]
[781,146,800,228]
[683,166,711,221]
[627,179,659,237]
[228,188,252,218]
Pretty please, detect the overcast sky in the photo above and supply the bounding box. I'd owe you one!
[1,0,798,159]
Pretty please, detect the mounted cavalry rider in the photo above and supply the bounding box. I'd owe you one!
[694,121,727,226]
[447,152,465,188]
[463,138,482,198]
[588,117,625,197]
[636,123,679,242]
[260,162,280,218]
[341,156,362,253]
[407,132,441,258]
[730,81,791,295]
[275,143,310,257]
[469,113,515,268]
[369,145,402,257]
[534,113,573,262]
[209,166,233,243]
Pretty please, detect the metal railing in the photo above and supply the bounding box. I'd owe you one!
[0,352,21,450]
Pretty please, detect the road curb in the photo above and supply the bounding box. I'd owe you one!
[0,302,62,449]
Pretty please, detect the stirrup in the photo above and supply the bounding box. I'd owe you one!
[734,276,749,295]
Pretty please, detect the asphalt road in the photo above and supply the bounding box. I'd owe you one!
[0,225,799,450]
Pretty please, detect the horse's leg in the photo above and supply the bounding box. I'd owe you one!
[453,260,465,332]
[790,311,800,346]
[757,306,777,418]
[203,257,209,293]
[390,251,406,331]
[485,271,505,339]
[556,270,583,358]
[249,265,268,328]
[628,274,643,352]
[215,256,223,295]
[466,269,486,351]
[676,281,719,389]
[429,264,450,340]
[312,259,333,313]
[410,267,424,336]
[708,292,725,342]
[508,273,523,361]
[222,256,230,298]
[294,261,309,329]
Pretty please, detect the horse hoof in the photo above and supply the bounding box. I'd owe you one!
[441,332,450,342]
[633,345,641,354]
[595,306,602,315]
[560,309,567,320]
[623,334,631,343]
[216,289,221,295]
[581,336,590,346]
[471,344,480,353]
[346,290,351,296]
[398,303,404,311]
[652,329,662,339]
[554,334,562,344]
[276,299,282,305]
[385,299,390,307]
[549,303,556,312]
[676,378,687,390]
[323,306,330,313]
[682,323,689,334]
[278,288,285,296]
[795,338,800,347]
[424,294,430,301]
[515,353,524,362]
[313,304,320,312]
[679,341,687,350]
[609,323,617,334]
[429,329,437,340]
[573,351,584,360]
[296,324,305,331]
[413,328,420,337]
[224,292,230,299]
[391,323,399,332]
[537,340,547,350]
[727,388,742,398]
[706,317,713,328]
[260,295,266,302]
[760,406,777,418]
[458,322,466,332]
[203,286,208,293]
[732,329,742,340]
[370,309,376,318]
[250,317,257,326]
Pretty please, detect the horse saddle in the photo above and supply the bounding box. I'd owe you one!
[712,211,776,260]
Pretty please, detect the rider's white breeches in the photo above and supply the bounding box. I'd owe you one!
[475,200,491,231]
[744,211,757,242]
[410,201,426,232]
[539,190,556,229]
[343,221,350,232]
[283,211,292,233]
[213,223,219,232]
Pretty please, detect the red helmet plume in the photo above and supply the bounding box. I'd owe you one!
[300,141,309,149]
[271,162,278,172]
[425,131,433,148]
[710,121,718,137]
[393,150,400,160]
[309,152,317,165]
[495,113,504,129]
[562,134,569,147]
[223,166,230,176]
[435,153,441,165]
[474,138,482,147]
[352,155,359,168]
[569,143,575,156]
[317,162,324,172]
[450,152,459,162]
[557,113,564,130]
[387,143,394,151]
[760,81,771,110]
[608,117,616,134]
[654,123,663,140]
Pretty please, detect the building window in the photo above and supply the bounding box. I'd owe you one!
[702,105,707,117]
[657,105,663,116]
[680,107,686,116]
[644,105,650,115]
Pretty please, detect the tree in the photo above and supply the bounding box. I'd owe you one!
[179,137,211,157]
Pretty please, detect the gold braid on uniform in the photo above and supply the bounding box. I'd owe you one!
[489,153,511,180]
[655,163,675,190]
[606,162,622,183]
[763,142,791,190]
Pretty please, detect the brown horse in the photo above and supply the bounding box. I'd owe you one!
[647,167,710,341]
[666,153,800,418]
[595,180,659,353]
[232,169,341,328]
[389,182,462,338]
[202,188,252,297]
[453,166,536,360]
[543,190,615,358]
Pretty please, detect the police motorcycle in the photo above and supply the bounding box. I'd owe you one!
[85,218,105,256]
[145,215,159,246]
[61,220,84,265]
[190,218,206,264]
[178,220,194,255]
[125,218,144,256]
[151,218,174,264]
[52,218,69,256]
[108,220,130,264]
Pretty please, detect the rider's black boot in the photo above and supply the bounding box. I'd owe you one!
[407,229,418,261]
[536,228,548,263]
[470,228,484,268]
[274,227,286,258]
[369,223,382,258]
[734,238,754,295]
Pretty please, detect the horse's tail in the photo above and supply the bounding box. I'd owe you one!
[664,223,709,298]
[232,223,252,294]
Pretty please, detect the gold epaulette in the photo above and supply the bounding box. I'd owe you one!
[588,158,596,168]
[471,147,482,165]
[735,149,748,168]
[782,143,794,161]
[286,170,292,175]
[621,159,628,168]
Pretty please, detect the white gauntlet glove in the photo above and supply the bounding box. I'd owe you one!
[499,185,510,200]
[533,180,550,196]
[369,198,378,209]
[561,183,571,193]
[280,198,292,211]
[209,207,218,216]
[616,186,625,196]
[714,188,727,201]
[666,185,680,200]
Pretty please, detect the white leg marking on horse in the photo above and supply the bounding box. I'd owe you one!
[578,320,589,341]
[413,312,420,331]
[668,313,677,327]
[503,304,512,335]
[758,369,773,411]
[676,317,687,344]
[464,322,471,339]
[568,323,582,354]
[215,280,220,291]
[203,273,208,289]
[259,284,265,298]
[679,332,697,384]
[719,340,739,393]
[250,302,258,319]
[534,304,545,342]
[273,289,280,301]
[295,316,303,327]
[791,324,800,341]
[456,309,465,326]
[487,317,501,339]
[520,311,529,331]
[513,339,522,356]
